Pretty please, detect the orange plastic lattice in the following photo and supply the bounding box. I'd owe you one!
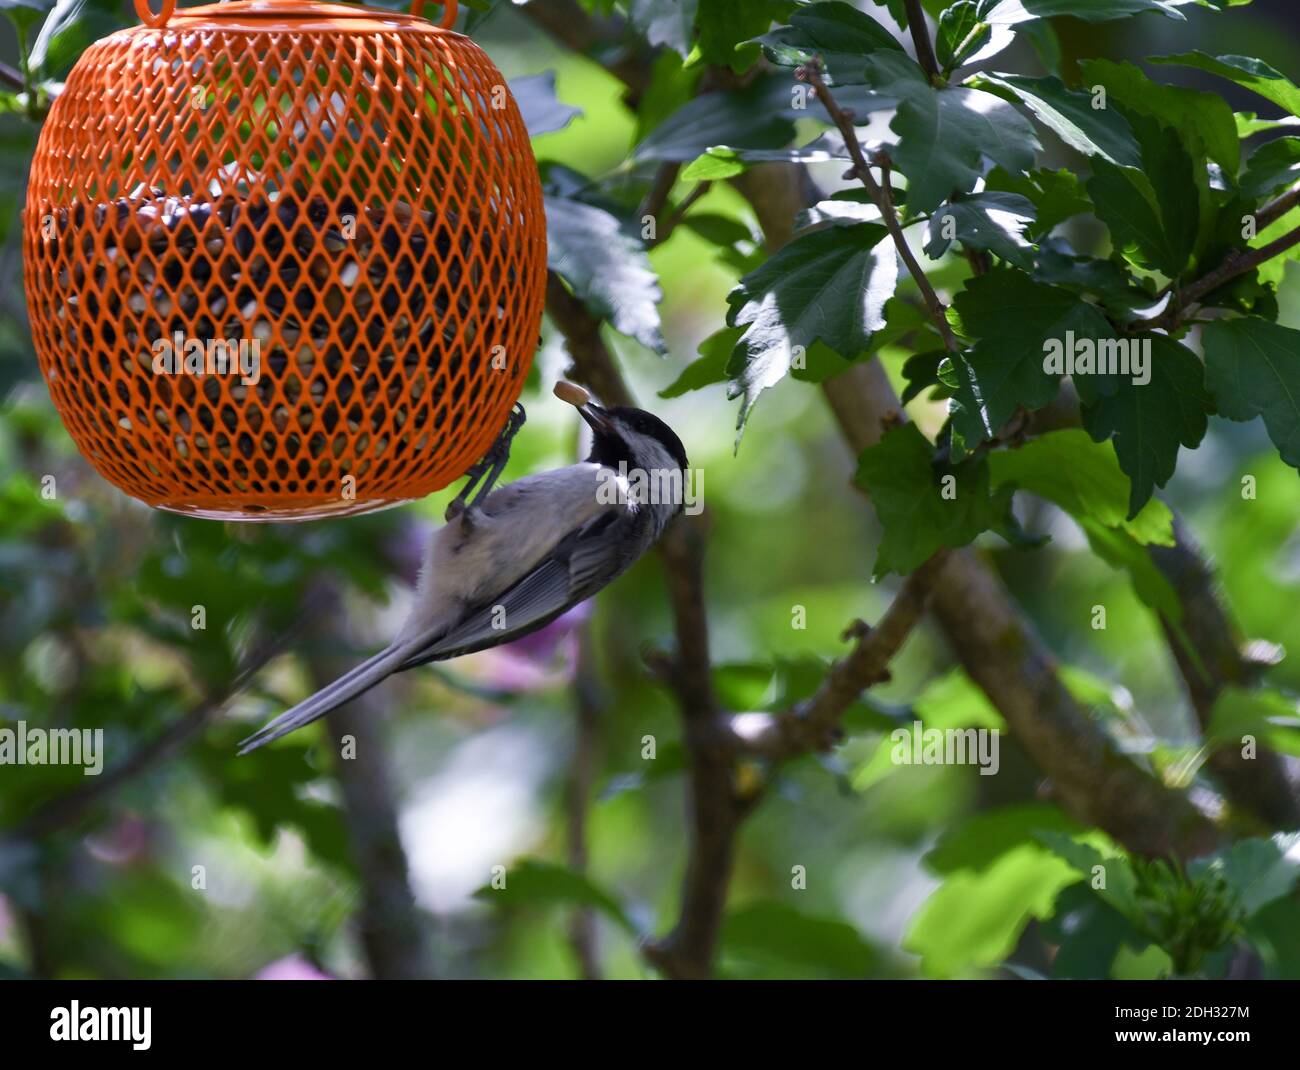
[24,0,547,520]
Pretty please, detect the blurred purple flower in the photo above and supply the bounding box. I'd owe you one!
[381,517,434,588]
[85,813,150,866]
[255,954,333,980]
[505,600,592,660]
[472,601,593,693]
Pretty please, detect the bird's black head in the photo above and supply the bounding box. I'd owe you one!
[582,404,689,475]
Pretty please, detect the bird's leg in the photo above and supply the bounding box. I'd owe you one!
[445,403,527,522]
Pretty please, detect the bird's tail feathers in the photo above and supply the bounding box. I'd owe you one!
[237,644,412,755]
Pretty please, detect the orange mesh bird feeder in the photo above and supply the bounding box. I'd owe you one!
[24,0,546,520]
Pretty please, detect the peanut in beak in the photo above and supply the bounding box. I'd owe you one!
[553,381,591,408]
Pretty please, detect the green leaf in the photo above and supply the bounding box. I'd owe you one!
[725,223,898,436]
[471,859,637,934]
[937,0,1014,74]
[629,0,698,58]
[984,0,1187,21]
[1076,517,1182,620]
[545,195,666,354]
[1045,885,1143,979]
[854,423,1016,577]
[862,51,1039,214]
[1203,317,1300,468]
[1020,17,1064,77]
[680,146,747,180]
[1034,241,1154,320]
[1241,137,1300,199]
[986,428,1182,615]
[1153,52,1300,118]
[1081,59,1240,175]
[852,667,1005,790]
[1236,112,1300,138]
[754,0,903,85]
[946,269,1113,443]
[695,0,794,72]
[721,901,881,978]
[1087,128,1197,278]
[987,428,1176,546]
[1080,334,1212,517]
[924,804,1078,876]
[925,191,1037,271]
[907,838,1081,977]
[988,167,1092,237]
[980,73,1141,168]
[1206,685,1300,757]
[901,348,948,404]
[633,83,796,164]
[1192,833,1300,917]
[660,327,736,398]
[679,132,854,181]
[510,72,582,138]
[1245,897,1300,979]
[1036,831,1143,925]
[0,0,51,34]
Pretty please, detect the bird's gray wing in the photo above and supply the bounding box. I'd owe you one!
[398,507,656,670]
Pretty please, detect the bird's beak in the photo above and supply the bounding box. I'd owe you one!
[578,403,613,434]
[554,381,613,434]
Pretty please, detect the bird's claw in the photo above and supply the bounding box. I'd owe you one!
[445,404,528,520]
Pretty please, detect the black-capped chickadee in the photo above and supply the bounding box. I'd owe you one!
[238,382,689,754]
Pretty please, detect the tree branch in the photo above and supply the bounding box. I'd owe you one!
[306,588,434,980]
[1131,192,1300,333]
[1256,181,1300,231]
[738,558,940,760]
[1148,520,1300,828]
[529,2,1227,987]
[902,0,942,84]
[1177,225,1300,315]
[547,272,925,979]
[730,158,1221,858]
[566,619,604,979]
[325,701,433,980]
[545,261,734,976]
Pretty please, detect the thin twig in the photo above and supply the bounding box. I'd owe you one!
[1131,190,1300,332]
[1179,225,1300,310]
[732,557,941,761]
[650,182,713,249]
[0,60,23,93]
[639,162,681,228]
[1256,181,1300,231]
[902,0,942,84]
[4,592,328,843]
[801,62,960,353]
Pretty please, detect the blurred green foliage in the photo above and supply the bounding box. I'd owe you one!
[1,0,1299,981]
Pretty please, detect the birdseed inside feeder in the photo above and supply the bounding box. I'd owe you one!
[23,0,547,520]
